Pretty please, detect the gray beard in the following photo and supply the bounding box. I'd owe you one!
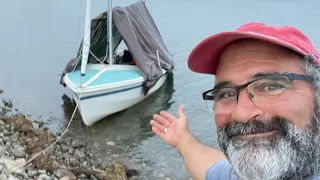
[217,116,320,180]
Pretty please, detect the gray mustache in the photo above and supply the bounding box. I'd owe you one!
[225,117,285,137]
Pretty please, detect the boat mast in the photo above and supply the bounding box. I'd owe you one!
[108,0,113,65]
[81,0,91,76]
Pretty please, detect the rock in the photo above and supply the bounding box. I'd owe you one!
[1,107,11,115]
[51,173,59,180]
[39,169,46,174]
[7,175,19,180]
[106,141,115,146]
[3,99,13,108]
[15,112,25,118]
[0,145,8,155]
[90,175,98,180]
[0,158,26,174]
[88,158,103,168]
[62,152,70,159]
[111,154,119,159]
[71,139,85,148]
[74,149,86,159]
[19,136,26,145]
[93,142,100,149]
[100,161,111,170]
[54,169,77,180]
[61,144,69,152]
[68,147,74,155]
[37,174,51,180]
[59,137,71,145]
[32,152,50,169]
[3,129,10,136]
[60,177,71,180]
[11,145,25,158]
[0,174,7,180]
[82,161,88,166]
[69,157,79,167]
[27,169,39,177]
[5,140,11,147]
[0,164,4,172]
[55,150,63,156]
[48,160,60,170]
[19,172,29,179]
[127,169,139,178]
[78,173,87,179]
[11,132,19,142]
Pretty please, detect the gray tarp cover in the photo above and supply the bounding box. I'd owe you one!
[113,1,174,91]
[60,1,174,94]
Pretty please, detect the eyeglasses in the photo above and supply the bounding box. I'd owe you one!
[202,72,313,113]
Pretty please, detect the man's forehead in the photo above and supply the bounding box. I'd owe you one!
[214,39,303,85]
[218,39,293,65]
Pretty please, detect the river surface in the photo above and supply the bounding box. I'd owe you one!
[1,0,320,179]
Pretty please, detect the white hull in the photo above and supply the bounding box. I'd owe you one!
[63,64,167,126]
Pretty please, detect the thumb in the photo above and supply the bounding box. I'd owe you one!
[178,104,187,120]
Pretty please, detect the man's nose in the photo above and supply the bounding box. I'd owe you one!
[230,90,263,123]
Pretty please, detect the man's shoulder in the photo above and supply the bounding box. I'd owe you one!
[205,160,239,180]
[307,175,320,180]
[206,160,320,180]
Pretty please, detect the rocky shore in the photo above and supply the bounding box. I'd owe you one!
[0,90,138,180]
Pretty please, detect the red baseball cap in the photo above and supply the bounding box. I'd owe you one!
[188,22,320,74]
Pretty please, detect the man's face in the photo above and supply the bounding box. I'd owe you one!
[214,39,318,179]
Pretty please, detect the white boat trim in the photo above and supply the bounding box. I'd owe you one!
[64,74,144,94]
[74,84,143,100]
[64,70,168,95]
[64,79,142,94]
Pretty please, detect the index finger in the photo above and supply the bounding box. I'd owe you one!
[160,111,177,122]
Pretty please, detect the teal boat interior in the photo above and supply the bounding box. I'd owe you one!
[66,68,144,87]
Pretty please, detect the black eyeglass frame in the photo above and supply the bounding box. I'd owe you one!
[202,72,314,101]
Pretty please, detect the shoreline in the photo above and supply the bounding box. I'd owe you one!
[0,92,138,180]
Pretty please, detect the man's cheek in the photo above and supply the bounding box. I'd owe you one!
[214,112,231,128]
[265,102,312,129]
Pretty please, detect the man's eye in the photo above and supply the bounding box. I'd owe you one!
[262,84,285,91]
[259,83,286,92]
[217,91,236,99]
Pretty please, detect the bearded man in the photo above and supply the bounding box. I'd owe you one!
[150,22,320,180]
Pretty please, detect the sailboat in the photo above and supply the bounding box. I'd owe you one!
[59,0,174,126]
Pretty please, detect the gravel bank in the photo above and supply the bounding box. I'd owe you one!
[0,93,138,180]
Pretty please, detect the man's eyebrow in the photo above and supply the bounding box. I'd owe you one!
[213,72,283,89]
[213,81,233,90]
[252,72,283,79]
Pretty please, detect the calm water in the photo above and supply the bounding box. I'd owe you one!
[1,0,320,179]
